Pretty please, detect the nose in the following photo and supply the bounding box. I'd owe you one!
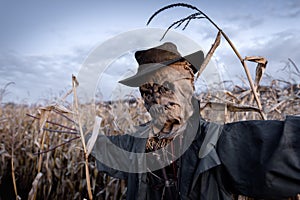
[143,92,159,106]
[153,93,161,104]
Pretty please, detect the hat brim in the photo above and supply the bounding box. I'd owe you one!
[118,50,204,87]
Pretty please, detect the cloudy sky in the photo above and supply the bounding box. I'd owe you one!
[0,0,299,104]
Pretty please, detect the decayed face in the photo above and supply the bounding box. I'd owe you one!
[139,61,195,134]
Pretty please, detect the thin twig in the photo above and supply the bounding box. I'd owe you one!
[33,136,80,155]
[26,113,78,131]
[34,110,49,200]
[43,128,79,135]
[11,130,19,200]
[37,112,48,171]
[59,88,74,102]
[200,101,261,113]
[52,109,78,125]
[288,58,300,75]
[72,75,93,200]
[160,13,204,40]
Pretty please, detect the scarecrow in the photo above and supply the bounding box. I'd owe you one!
[87,42,300,200]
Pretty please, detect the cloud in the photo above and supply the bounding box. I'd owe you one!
[2,0,299,104]
[0,48,90,103]
[224,13,265,31]
[247,30,300,81]
[265,0,300,18]
[209,28,300,86]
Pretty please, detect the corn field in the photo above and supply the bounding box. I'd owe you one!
[0,73,299,199]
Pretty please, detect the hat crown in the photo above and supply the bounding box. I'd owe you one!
[135,42,181,65]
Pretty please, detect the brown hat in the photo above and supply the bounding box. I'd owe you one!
[119,42,204,87]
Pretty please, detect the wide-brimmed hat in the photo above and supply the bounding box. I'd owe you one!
[119,42,204,87]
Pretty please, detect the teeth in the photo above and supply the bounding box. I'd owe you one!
[149,105,167,119]
[165,102,179,109]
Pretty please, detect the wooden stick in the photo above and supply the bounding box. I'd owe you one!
[218,31,266,120]
[197,31,221,78]
[72,75,93,200]
[34,110,49,200]
[11,131,19,200]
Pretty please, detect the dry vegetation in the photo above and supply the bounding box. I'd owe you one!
[0,90,151,199]
[0,70,299,200]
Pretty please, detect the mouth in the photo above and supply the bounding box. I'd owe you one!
[167,118,180,124]
[149,102,182,125]
[164,102,180,109]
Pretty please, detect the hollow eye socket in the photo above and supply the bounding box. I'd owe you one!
[162,81,175,92]
[159,85,167,94]
[139,83,152,95]
[140,83,156,103]
[143,93,153,103]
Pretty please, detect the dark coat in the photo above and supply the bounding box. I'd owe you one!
[218,115,300,199]
[88,114,300,200]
